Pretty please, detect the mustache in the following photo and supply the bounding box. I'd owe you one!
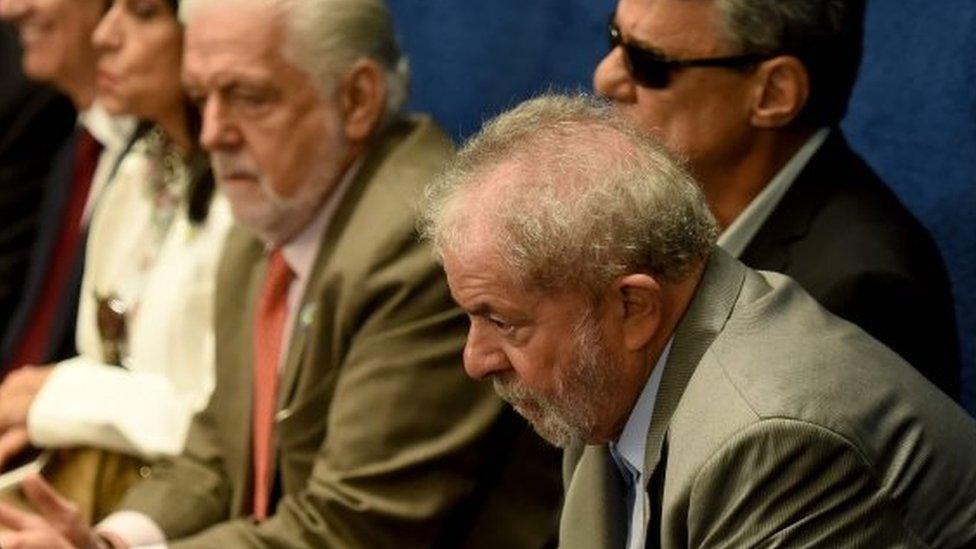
[211,152,262,181]
[492,375,541,410]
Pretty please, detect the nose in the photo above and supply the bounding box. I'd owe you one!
[91,4,121,51]
[593,46,637,104]
[0,0,29,21]
[462,323,510,380]
[199,96,242,152]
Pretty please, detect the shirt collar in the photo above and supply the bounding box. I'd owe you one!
[611,338,673,477]
[279,157,362,283]
[77,101,136,152]
[718,127,830,258]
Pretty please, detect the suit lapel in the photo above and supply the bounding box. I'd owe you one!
[213,229,266,512]
[739,130,848,272]
[275,302,312,412]
[560,446,629,549]
[561,251,746,548]
[642,250,745,481]
[272,120,412,412]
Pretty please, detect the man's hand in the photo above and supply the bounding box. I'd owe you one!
[0,474,99,549]
[0,524,76,549]
[0,365,54,467]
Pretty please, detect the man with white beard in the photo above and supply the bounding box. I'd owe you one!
[0,0,560,547]
[423,93,976,548]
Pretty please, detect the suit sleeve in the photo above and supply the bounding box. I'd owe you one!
[168,234,507,548]
[687,418,922,548]
[115,387,235,539]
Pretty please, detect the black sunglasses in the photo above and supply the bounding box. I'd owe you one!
[608,16,774,89]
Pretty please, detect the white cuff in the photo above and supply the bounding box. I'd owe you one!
[97,510,168,548]
[27,360,191,458]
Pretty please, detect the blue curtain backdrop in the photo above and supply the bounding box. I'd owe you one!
[389,0,976,415]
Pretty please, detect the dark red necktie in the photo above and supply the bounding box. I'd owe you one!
[7,129,102,370]
[251,249,293,520]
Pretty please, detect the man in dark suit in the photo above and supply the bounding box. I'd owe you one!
[0,0,133,394]
[0,22,75,341]
[594,0,960,397]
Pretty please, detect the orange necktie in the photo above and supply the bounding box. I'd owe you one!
[251,249,293,520]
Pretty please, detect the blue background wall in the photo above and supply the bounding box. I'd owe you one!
[388,0,975,415]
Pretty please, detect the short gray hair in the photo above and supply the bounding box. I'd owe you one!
[714,0,865,125]
[420,92,717,297]
[180,0,409,118]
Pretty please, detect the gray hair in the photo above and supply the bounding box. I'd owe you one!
[420,92,717,297]
[180,0,409,119]
[714,0,865,126]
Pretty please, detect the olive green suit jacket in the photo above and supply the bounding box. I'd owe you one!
[119,116,561,548]
[561,249,976,548]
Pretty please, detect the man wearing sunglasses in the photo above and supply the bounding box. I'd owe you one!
[595,0,960,399]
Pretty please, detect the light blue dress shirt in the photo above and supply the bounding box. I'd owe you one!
[609,339,673,549]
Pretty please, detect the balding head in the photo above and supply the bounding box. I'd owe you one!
[422,92,717,299]
[421,93,716,447]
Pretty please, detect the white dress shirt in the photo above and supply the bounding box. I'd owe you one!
[718,128,830,258]
[27,132,234,459]
[609,340,672,549]
[278,160,358,365]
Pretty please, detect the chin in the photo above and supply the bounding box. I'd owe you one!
[96,96,131,116]
[21,52,58,82]
[222,188,285,241]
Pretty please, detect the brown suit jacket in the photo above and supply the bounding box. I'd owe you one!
[120,115,561,548]
[561,250,976,548]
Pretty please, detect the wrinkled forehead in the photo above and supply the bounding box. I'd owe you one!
[182,5,291,85]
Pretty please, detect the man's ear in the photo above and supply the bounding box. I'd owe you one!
[337,58,387,142]
[613,274,663,352]
[749,55,809,129]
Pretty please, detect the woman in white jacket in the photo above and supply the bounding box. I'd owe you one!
[0,0,231,516]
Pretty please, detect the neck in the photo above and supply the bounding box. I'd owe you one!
[262,145,362,248]
[155,105,193,156]
[598,262,707,442]
[52,54,98,111]
[644,263,704,370]
[60,76,95,111]
[696,128,816,230]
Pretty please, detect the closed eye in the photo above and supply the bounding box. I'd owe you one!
[488,315,516,335]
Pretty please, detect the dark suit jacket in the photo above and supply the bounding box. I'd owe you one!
[119,115,561,548]
[0,122,84,371]
[561,250,976,548]
[0,23,77,351]
[740,131,960,398]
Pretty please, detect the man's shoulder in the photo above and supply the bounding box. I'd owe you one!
[665,268,976,541]
[671,266,973,476]
[692,268,918,422]
[769,132,943,276]
[358,113,454,199]
[319,114,453,274]
[346,115,450,230]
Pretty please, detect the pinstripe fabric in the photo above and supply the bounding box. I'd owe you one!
[561,250,976,548]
